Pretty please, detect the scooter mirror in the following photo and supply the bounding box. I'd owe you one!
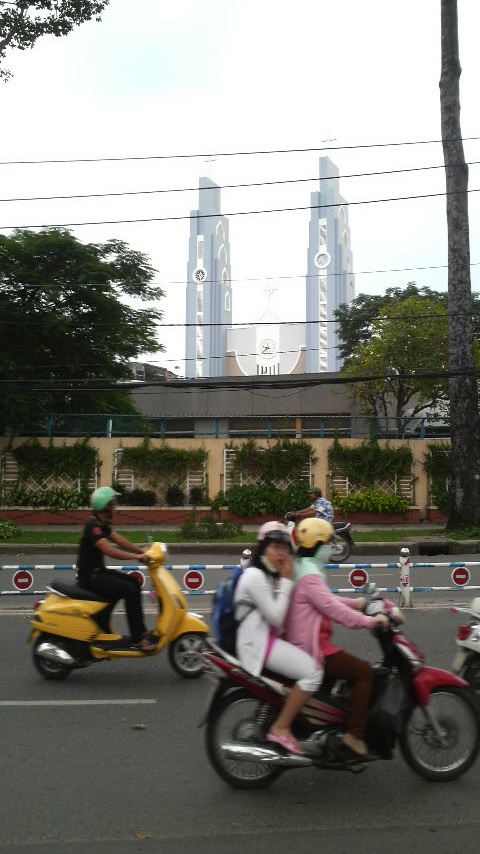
[361,582,377,596]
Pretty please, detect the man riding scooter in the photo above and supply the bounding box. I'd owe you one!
[76,486,156,652]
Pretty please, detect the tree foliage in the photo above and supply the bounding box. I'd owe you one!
[0,228,164,430]
[339,294,471,429]
[335,282,480,366]
[0,0,109,80]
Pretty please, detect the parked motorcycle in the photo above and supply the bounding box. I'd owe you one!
[29,542,208,680]
[451,597,480,690]
[201,585,480,788]
[285,517,354,562]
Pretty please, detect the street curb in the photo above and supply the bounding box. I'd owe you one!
[1,539,480,557]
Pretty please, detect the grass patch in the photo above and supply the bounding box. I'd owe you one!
[1,527,448,545]
[0,529,256,545]
[349,528,443,543]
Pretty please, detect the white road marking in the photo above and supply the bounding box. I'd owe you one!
[0,699,156,706]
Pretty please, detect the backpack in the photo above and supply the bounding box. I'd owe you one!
[211,564,245,653]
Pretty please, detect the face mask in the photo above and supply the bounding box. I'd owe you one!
[261,555,280,575]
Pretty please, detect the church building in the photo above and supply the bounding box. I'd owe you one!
[184,158,354,378]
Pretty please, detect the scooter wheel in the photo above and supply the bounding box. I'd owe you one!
[399,686,480,781]
[329,535,351,563]
[168,632,206,678]
[33,634,74,681]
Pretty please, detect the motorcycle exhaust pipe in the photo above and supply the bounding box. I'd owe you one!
[35,642,76,666]
[222,742,313,768]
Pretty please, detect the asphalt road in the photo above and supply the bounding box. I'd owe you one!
[2,551,480,853]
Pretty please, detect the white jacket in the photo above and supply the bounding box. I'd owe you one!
[234,565,294,676]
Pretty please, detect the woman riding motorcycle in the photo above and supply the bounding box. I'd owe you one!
[284,517,388,760]
[234,521,323,756]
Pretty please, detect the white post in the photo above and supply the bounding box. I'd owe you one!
[399,547,412,608]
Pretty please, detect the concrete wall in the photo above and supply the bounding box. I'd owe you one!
[0,435,445,517]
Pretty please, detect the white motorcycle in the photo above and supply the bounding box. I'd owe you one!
[451,598,480,690]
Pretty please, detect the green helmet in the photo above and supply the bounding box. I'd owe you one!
[91,486,120,511]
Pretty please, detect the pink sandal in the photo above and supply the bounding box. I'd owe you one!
[267,732,304,755]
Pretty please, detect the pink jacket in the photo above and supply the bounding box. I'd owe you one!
[284,574,376,665]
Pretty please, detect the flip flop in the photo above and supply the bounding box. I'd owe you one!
[267,732,304,755]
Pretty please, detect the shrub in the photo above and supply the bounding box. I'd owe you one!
[166,484,185,506]
[0,519,18,539]
[211,481,312,519]
[117,488,156,506]
[179,512,242,541]
[189,486,205,505]
[333,490,410,515]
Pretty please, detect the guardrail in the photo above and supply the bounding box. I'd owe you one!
[1,548,480,605]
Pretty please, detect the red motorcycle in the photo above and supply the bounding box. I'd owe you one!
[201,587,480,788]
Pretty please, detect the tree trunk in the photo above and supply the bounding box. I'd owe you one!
[440,0,480,528]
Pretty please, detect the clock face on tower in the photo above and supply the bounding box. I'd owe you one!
[260,338,278,359]
[314,251,331,269]
[193,268,207,283]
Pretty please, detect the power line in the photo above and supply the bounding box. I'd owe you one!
[2,186,480,231]
[2,160,480,204]
[1,136,479,167]
[0,308,474,330]
[1,260,479,289]
[1,367,478,395]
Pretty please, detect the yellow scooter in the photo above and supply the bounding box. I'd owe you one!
[28,542,208,680]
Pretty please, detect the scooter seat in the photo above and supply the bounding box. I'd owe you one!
[47,580,111,603]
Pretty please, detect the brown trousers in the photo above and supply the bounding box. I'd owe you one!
[324,650,374,739]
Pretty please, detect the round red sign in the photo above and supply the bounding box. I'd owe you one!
[349,568,369,589]
[128,570,145,588]
[451,566,470,587]
[183,569,204,591]
[12,569,34,591]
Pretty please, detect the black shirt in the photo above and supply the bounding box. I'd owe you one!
[76,515,111,584]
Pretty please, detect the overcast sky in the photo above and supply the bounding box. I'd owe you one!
[1,0,479,374]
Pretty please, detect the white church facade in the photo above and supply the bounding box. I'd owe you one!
[184,158,354,378]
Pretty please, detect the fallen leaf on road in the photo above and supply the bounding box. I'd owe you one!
[134,829,152,839]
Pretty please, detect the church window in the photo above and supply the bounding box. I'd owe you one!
[318,219,327,246]
[219,245,227,263]
[197,235,204,265]
[216,221,225,240]
[225,290,231,312]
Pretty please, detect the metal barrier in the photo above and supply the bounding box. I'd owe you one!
[1,549,480,604]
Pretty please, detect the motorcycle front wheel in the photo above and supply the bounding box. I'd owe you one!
[462,655,480,692]
[399,687,480,781]
[329,534,351,563]
[206,691,283,789]
[168,632,206,678]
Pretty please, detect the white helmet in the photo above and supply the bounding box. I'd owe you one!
[257,521,292,546]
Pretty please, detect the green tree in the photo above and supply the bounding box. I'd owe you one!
[340,295,471,433]
[0,1,109,80]
[335,284,480,367]
[334,284,448,365]
[0,228,164,429]
[440,0,480,528]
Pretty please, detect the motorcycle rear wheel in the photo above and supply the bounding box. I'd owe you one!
[399,687,480,781]
[32,633,74,681]
[206,691,283,788]
[329,534,351,563]
[168,632,206,678]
